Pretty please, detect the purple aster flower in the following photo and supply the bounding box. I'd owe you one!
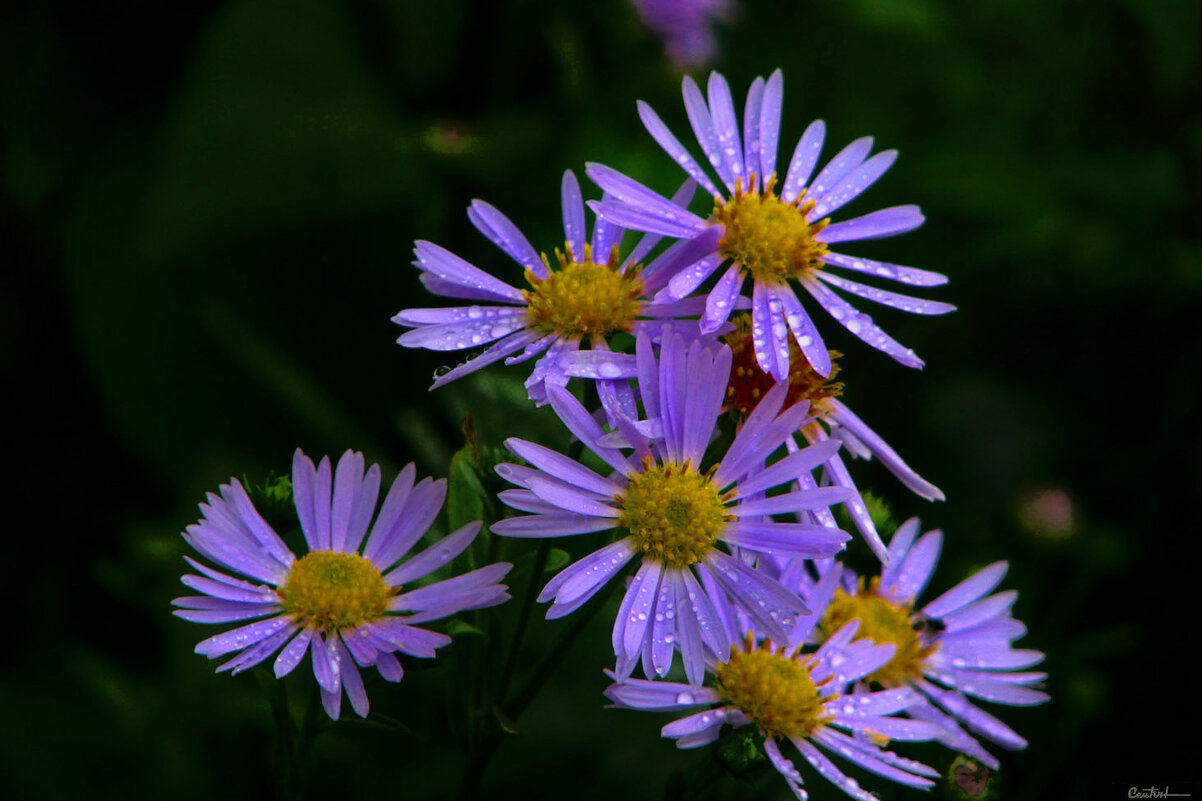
[630,0,734,70]
[721,313,943,562]
[792,518,1049,768]
[605,622,941,800]
[586,69,955,381]
[491,329,855,685]
[393,169,723,404]
[172,449,512,719]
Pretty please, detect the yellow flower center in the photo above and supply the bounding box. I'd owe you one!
[716,634,833,739]
[615,460,731,568]
[722,313,844,419]
[522,243,644,338]
[711,175,830,284]
[278,551,393,630]
[817,577,937,686]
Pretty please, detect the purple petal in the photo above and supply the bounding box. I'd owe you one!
[809,136,874,199]
[504,438,621,496]
[558,349,638,380]
[622,560,664,660]
[682,74,731,189]
[705,550,806,641]
[671,570,706,685]
[680,339,731,467]
[393,304,526,327]
[586,163,707,229]
[491,513,616,538]
[821,448,889,564]
[774,284,831,377]
[794,737,882,801]
[638,100,723,198]
[604,674,719,710]
[922,562,1008,619]
[329,450,364,553]
[707,71,745,185]
[816,271,955,315]
[741,76,765,188]
[546,385,637,475]
[782,119,826,203]
[916,679,1031,749]
[273,627,315,678]
[429,328,547,390]
[820,251,948,287]
[885,517,922,567]
[662,706,729,745]
[763,737,807,800]
[173,602,281,624]
[751,280,791,383]
[924,668,1049,706]
[467,199,545,278]
[384,521,481,586]
[700,263,744,334]
[642,226,723,296]
[541,539,636,616]
[881,529,943,602]
[363,477,447,571]
[757,70,784,183]
[803,278,924,369]
[292,450,331,552]
[390,563,511,613]
[395,312,529,351]
[819,205,925,244]
[217,623,296,675]
[664,251,724,301]
[809,150,897,219]
[561,170,587,259]
[412,240,524,302]
[195,615,293,659]
[734,439,843,497]
[309,631,341,694]
[332,635,370,717]
[722,520,849,558]
[418,273,519,304]
[942,591,1019,632]
[811,730,936,789]
[827,400,945,501]
[362,463,415,564]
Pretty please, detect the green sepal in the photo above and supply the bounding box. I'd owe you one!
[942,755,998,800]
[711,725,768,778]
[243,472,297,534]
[444,618,487,640]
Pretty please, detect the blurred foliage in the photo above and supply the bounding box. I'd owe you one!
[2,0,1199,799]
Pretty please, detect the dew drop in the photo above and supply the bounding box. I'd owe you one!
[675,691,695,705]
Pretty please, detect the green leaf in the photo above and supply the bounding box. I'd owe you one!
[444,618,486,640]
[544,548,570,574]
[447,443,488,535]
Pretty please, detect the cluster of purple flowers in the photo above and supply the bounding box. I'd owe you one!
[174,69,1045,799]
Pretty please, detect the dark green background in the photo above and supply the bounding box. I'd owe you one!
[3,0,1199,798]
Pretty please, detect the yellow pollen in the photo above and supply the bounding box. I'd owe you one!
[615,459,731,568]
[278,551,393,630]
[716,633,834,739]
[817,577,938,686]
[711,175,830,283]
[722,313,844,419]
[522,243,644,338]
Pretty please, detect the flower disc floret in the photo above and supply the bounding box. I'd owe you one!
[819,577,936,686]
[279,551,393,630]
[711,176,830,284]
[716,635,832,739]
[522,244,643,338]
[615,461,729,568]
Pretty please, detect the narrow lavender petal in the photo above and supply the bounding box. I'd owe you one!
[390,563,512,612]
[837,714,943,741]
[751,280,791,383]
[782,119,826,203]
[735,439,843,497]
[273,627,315,678]
[339,626,379,667]
[795,737,882,801]
[467,199,545,278]
[820,251,948,287]
[827,400,944,501]
[343,467,381,557]
[670,569,706,685]
[804,279,925,368]
[331,637,369,718]
[522,474,621,518]
[402,586,511,623]
[716,396,811,487]
[821,639,897,686]
[384,521,481,586]
[943,617,1028,646]
[546,385,637,475]
[656,332,689,464]
[648,574,676,677]
[638,100,723,198]
[172,593,277,612]
[491,513,615,538]
[830,687,917,719]
[394,305,526,327]
[695,562,740,649]
[741,76,765,187]
[706,550,806,641]
[683,565,730,657]
[180,556,275,594]
[815,271,955,316]
[909,699,999,768]
[505,438,622,496]
[219,623,296,674]
[319,685,341,719]
[586,164,707,229]
[722,520,849,558]
[680,339,731,467]
[731,488,855,518]
[791,560,843,647]
[812,730,936,788]
[522,334,576,404]
[504,330,557,366]
[365,478,447,571]
[922,562,1009,619]
[809,136,874,199]
[925,667,1049,706]
[665,251,724,301]
[291,449,324,552]
[559,350,638,380]
[495,489,562,515]
[933,645,1045,671]
[412,240,524,302]
[822,449,889,564]
[682,74,732,189]
[612,566,646,672]
[885,517,922,568]
[707,72,745,185]
[329,450,364,553]
[418,273,519,304]
[183,526,285,586]
[543,539,636,615]
[180,574,278,604]
[712,380,788,485]
[309,631,341,694]
[633,327,662,424]
[820,205,925,244]
[809,150,897,219]
[790,457,841,530]
[604,675,720,710]
[224,480,293,567]
[642,226,724,296]
[430,328,547,390]
[395,313,529,351]
[763,737,807,800]
[195,615,293,659]
[173,604,282,624]
[881,529,943,601]
[374,651,404,682]
[663,706,729,741]
[362,463,416,565]
[561,170,587,259]
[758,70,784,182]
[625,179,699,275]
[622,561,665,660]
[498,461,614,497]
[773,280,832,378]
[365,618,452,657]
[942,591,1019,632]
[700,263,744,334]
[916,679,1031,748]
